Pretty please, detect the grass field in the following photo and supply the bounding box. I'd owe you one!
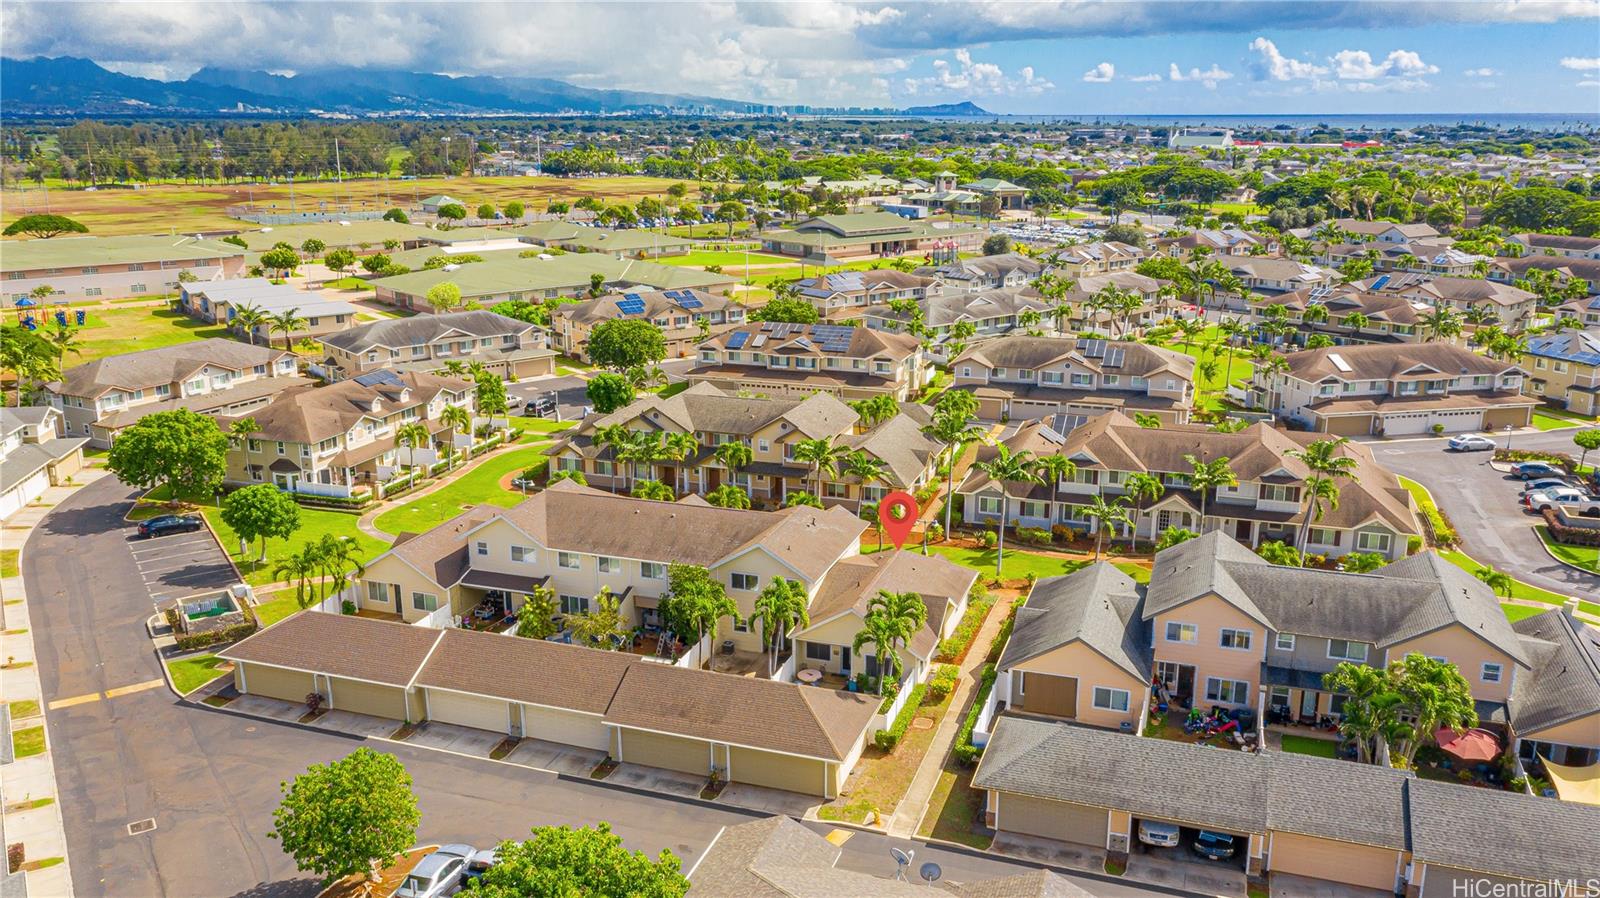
[654,249,796,268]
[197,500,388,588]
[1501,603,1547,622]
[1279,734,1339,758]
[253,590,304,627]
[2,175,694,236]
[1158,327,1257,411]
[372,438,557,536]
[1537,525,1599,572]
[66,307,233,366]
[168,653,229,694]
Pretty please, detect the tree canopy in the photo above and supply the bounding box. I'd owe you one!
[270,748,420,886]
[586,318,667,371]
[106,408,229,501]
[219,484,301,562]
[3,214,88,239]
[585,371,636,414]
[466,823,687,898]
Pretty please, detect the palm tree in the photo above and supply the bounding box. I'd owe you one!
[792,436,850,500]
[1322,662,1403,765]
[314,534,367,602]
[439,404,472,469]
[1124,472,1164,549]
[1031,454,1078,533]
[1474,565,1514,596]
[705,484,751,508]
[225,416,259,449]
[713,440,753,482]
[595,423,635,493]
[1419,306,1463,343]
[922,401,985,538]
[569,587,630,650]
[631,479,675,501]
[274,544,323,610]
[441,360,468,378]
[1183,454,1238,533]
[269,308,308,352]
[661,431,699,494]
[853,590,928,695]
[1286,437,1360,565]
[232,302,267,346]
[396,420,432,481]
[841,450,888,509]
[973,444,1041,578]
[750,578,809,677]
[1084,494,1130,561]
[1341,311,1370,336]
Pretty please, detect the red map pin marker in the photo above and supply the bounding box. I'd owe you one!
[878,490,919,550]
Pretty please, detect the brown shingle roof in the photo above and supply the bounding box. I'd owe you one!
[56,338,290,398]
[218,612,442,686]
[413,628,636,715]
[218,371,472,443]
[1281,342,1518,382]
[604,663,878,761]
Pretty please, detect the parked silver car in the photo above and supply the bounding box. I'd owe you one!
[1137,820,1181,847]
[394,852,465,898]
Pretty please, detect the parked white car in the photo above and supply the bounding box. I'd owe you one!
[1446,434,1496,452]
[1138,820,1181,847]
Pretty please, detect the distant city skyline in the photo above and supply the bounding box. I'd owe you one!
[4,0,1598,114]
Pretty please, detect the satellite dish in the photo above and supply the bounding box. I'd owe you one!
[889,846,913,880]
[919,862,942,883]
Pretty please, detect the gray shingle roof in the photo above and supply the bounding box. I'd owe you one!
[55,338,290,398]
[1407,777,1600,882]
[318,310,536,353]
[998,563,1151,681]
[1264,751,1411,851]
[1509,607,1600,736]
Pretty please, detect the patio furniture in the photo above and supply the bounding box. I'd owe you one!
[720,640,734,655]
[1435,727,1500,763]
[796,668,823,685]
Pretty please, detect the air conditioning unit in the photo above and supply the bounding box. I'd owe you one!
[1108,833,1130,854]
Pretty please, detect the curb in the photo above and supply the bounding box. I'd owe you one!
[1530,526,1600,594]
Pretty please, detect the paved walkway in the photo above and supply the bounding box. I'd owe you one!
[354,441,528,541]
[885,592,1012,838]
[1,469,114,898]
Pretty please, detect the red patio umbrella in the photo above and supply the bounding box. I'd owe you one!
[1434,727,1500,763]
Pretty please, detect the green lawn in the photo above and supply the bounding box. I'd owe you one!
[514,419,578,436]
[1501,603,1547,622]
[1531,411,1586,431]
[199,501,388,588]
[1536,525,1599,572]
[12,726,45,758]
[322,276,375,291]
[1157,327,1257,412]
[69,307,233,366]
[0,549,17,578]
[253,590,305,627]
[866,542,1091,582]
[8,699,40,719]
[167,653,230,694]
[655,249,794,268]
[373,440,553,535]
[1279,734,1338,758]
[1438,548,1600,615]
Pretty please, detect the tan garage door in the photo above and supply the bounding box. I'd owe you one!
[1018,672,1077,718]
[240,664,315,703]
[522,704,610,750]
[998,793,1107,847]
[428,689,510,733]
[976,397,1005,420]
[1323,415,1374,436]
[1272,832,1397,892]
[729,746,828,796]
[1483,407,1530,430]
[329,677,407,720]
[621,728,711,775]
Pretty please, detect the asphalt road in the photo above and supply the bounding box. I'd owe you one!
[1365,430,1600,597]
[23,474,1170,898]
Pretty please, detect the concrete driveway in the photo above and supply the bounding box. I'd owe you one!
[505,738,606,775]
[127,526,236,603]
[1125,843,1246,897]
[610,763,705,799]
[1270,872,1393,898]
[1369,431,1599,598]
[718,783,817,817]
[404,721,503,757]
[991,832,1104,876]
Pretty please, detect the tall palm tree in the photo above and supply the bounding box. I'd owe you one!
[853,589,928,695]
[750,578,809,677]
[225,416,259,449]
[1341,311,1370,336]
[1183,454,1238,533]
[972,444,1041,578]
[1084,494,1131,561]
[232,302,267,346]
[1286,437,1360,565]
[662,431,699,494]
[841,450,888,509]
[713,440,753,492]
[439,404,472,469]
[396,420,432,481]
[1124,472,1165,549]
[274,544,323,610]
[269,308,308,352]
[792,436,850,500]
[595,423,635,493]
[314,534,366,602]
[922,401,986,538]
[1418,306,1463,343]
[1322,662,1404,765]
[1215,316,1250,390]
[1031,454,1078,532]
[441,360,468,378]
[1474,565,1514,597]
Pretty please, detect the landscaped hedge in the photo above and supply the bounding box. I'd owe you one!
[1016,527,1053,547]
[873,683,928,752]
[926,664,960,702]
[1541,510,1600,547]
[173,620,257,652]
[953,663,997,766]
[935,591,994,663]
[1495,448,1578,469]
[984,596,1026,665]
[1408,482,1459,548]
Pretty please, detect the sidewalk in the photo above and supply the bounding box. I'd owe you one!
[884,594,1010,838]
[0,470,111,898]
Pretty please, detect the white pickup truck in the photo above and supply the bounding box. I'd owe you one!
[1524,487,1600,516]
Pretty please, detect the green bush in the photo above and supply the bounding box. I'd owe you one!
[977,530,997,549]
[173,620,257,652]
[873,683,928,752]
[1016,527,1053,547]
[984,596,1025,664]
[935,593,994,663]
[875,678,901,714]
[953,664,997,766]
[1411,486,1459,548]
[926,664,960,702]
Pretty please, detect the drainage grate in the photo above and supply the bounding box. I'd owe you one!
[127,818,157,836]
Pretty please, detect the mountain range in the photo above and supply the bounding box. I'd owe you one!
[2,56,993,117]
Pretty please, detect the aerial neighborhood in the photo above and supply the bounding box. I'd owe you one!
[2,20,1599,898]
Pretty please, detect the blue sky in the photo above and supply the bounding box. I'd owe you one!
[4,1,1598,113]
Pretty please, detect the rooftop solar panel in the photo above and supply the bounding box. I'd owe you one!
[726,331,749,349]
[623,292,642,302]
[1104,348,1125,368]
[677,297,704,309]
[750,334,768,348]
[1370,275,1391,290]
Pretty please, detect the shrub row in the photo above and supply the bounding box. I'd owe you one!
[873,683,929,752]
[934,592,994,663]
[1409,483,1459,548]
[1016,526,1053,547]
[1495,448,1578,469]
[984,596,1026,665]
[952,664,997,766]
[173,620,258,652]
[926,664,960,703]
[1540,510,1600,547]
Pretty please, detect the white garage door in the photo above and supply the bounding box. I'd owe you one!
[1,470,48,521]
[1382,412,1429,435]
[427,689,510,733]
[521,703,610,750]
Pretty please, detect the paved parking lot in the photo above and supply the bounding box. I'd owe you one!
[125,526,236,603]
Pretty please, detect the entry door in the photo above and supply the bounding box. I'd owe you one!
[1299,689,1318,720]
[841,647,852,676]
[391,583,402,614]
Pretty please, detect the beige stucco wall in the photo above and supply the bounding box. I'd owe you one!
[1151,594,1264,703]
[1521,711,1600,748]
[1387,625,1516,704]
[237,662,315,704]
[1011,642,1144,730]
[359,554,457,623]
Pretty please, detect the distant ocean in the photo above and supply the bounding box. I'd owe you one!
[968,113,1599,131]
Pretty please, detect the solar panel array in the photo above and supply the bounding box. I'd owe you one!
[354,369,405,387]
[1308,285,1334,302]
[1369,275,1392,291]
[1075,338,1108,358]
[750,334,768,348]
[1047,413,1090,435]
[726,331,749,349]
[1103,347,1126,368]
[811,324,856,353]
[617,294,647,315]
[677,295,704,310]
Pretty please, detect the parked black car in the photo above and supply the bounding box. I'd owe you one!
[138,514,203,538]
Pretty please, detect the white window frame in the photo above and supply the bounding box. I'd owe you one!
[510,545,536,563]
[1327,639,1369,663]
[1092,687,1131,712]
[557,551,580,570]
[411,591,438,612]
[1204,677,1250,705]
[1165,622,1198,644]
[730,572,759,591]
[1219,628,1252,651]
[1274,633,1296,651]
[1481,662,1503,684]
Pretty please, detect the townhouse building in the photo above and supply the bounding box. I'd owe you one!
[369,254,736,312]
[550,288,745,361]
[1554,294,1600,328]
[1523,327,1600,414]
[1319,241,1486,278]
[1329,219,1441,244]
[1363,273,1539,329]
[1251,285,1430,346]
[862,288,1052,344]
[0,406,87,521]
[688,321,929,401]
[1250,343,1536,435]
[1489,256,1600,296]
[917,252,1043,293]
[791,270,933,318]
[1159,228,1276,258]
[48,338,307,447]
[547,383,939,509]
[217,369,475,498]
[177,278,359,342]
[1507,232,1600,260]
[1065,272,1168,334]
[950,337,1195,424]
[316,310,555,382]
[2,234,245,306]
[1226,257,1338,296]
[1045,241,1143,277]
[959,412,1421,560]
[758,212,981,261]
[512,221,694,258]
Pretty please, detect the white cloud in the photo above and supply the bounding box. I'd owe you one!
[1248,37,1327,81]
[1578,79,1600,87]
[1331,48,1439,79]
[1082,61,1115,83]
[1129,73,1163,82]
[1561,57,1600,70]
[1168,62,1233,89]
[1463,67,1500,77]
[903,49,1054,97]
